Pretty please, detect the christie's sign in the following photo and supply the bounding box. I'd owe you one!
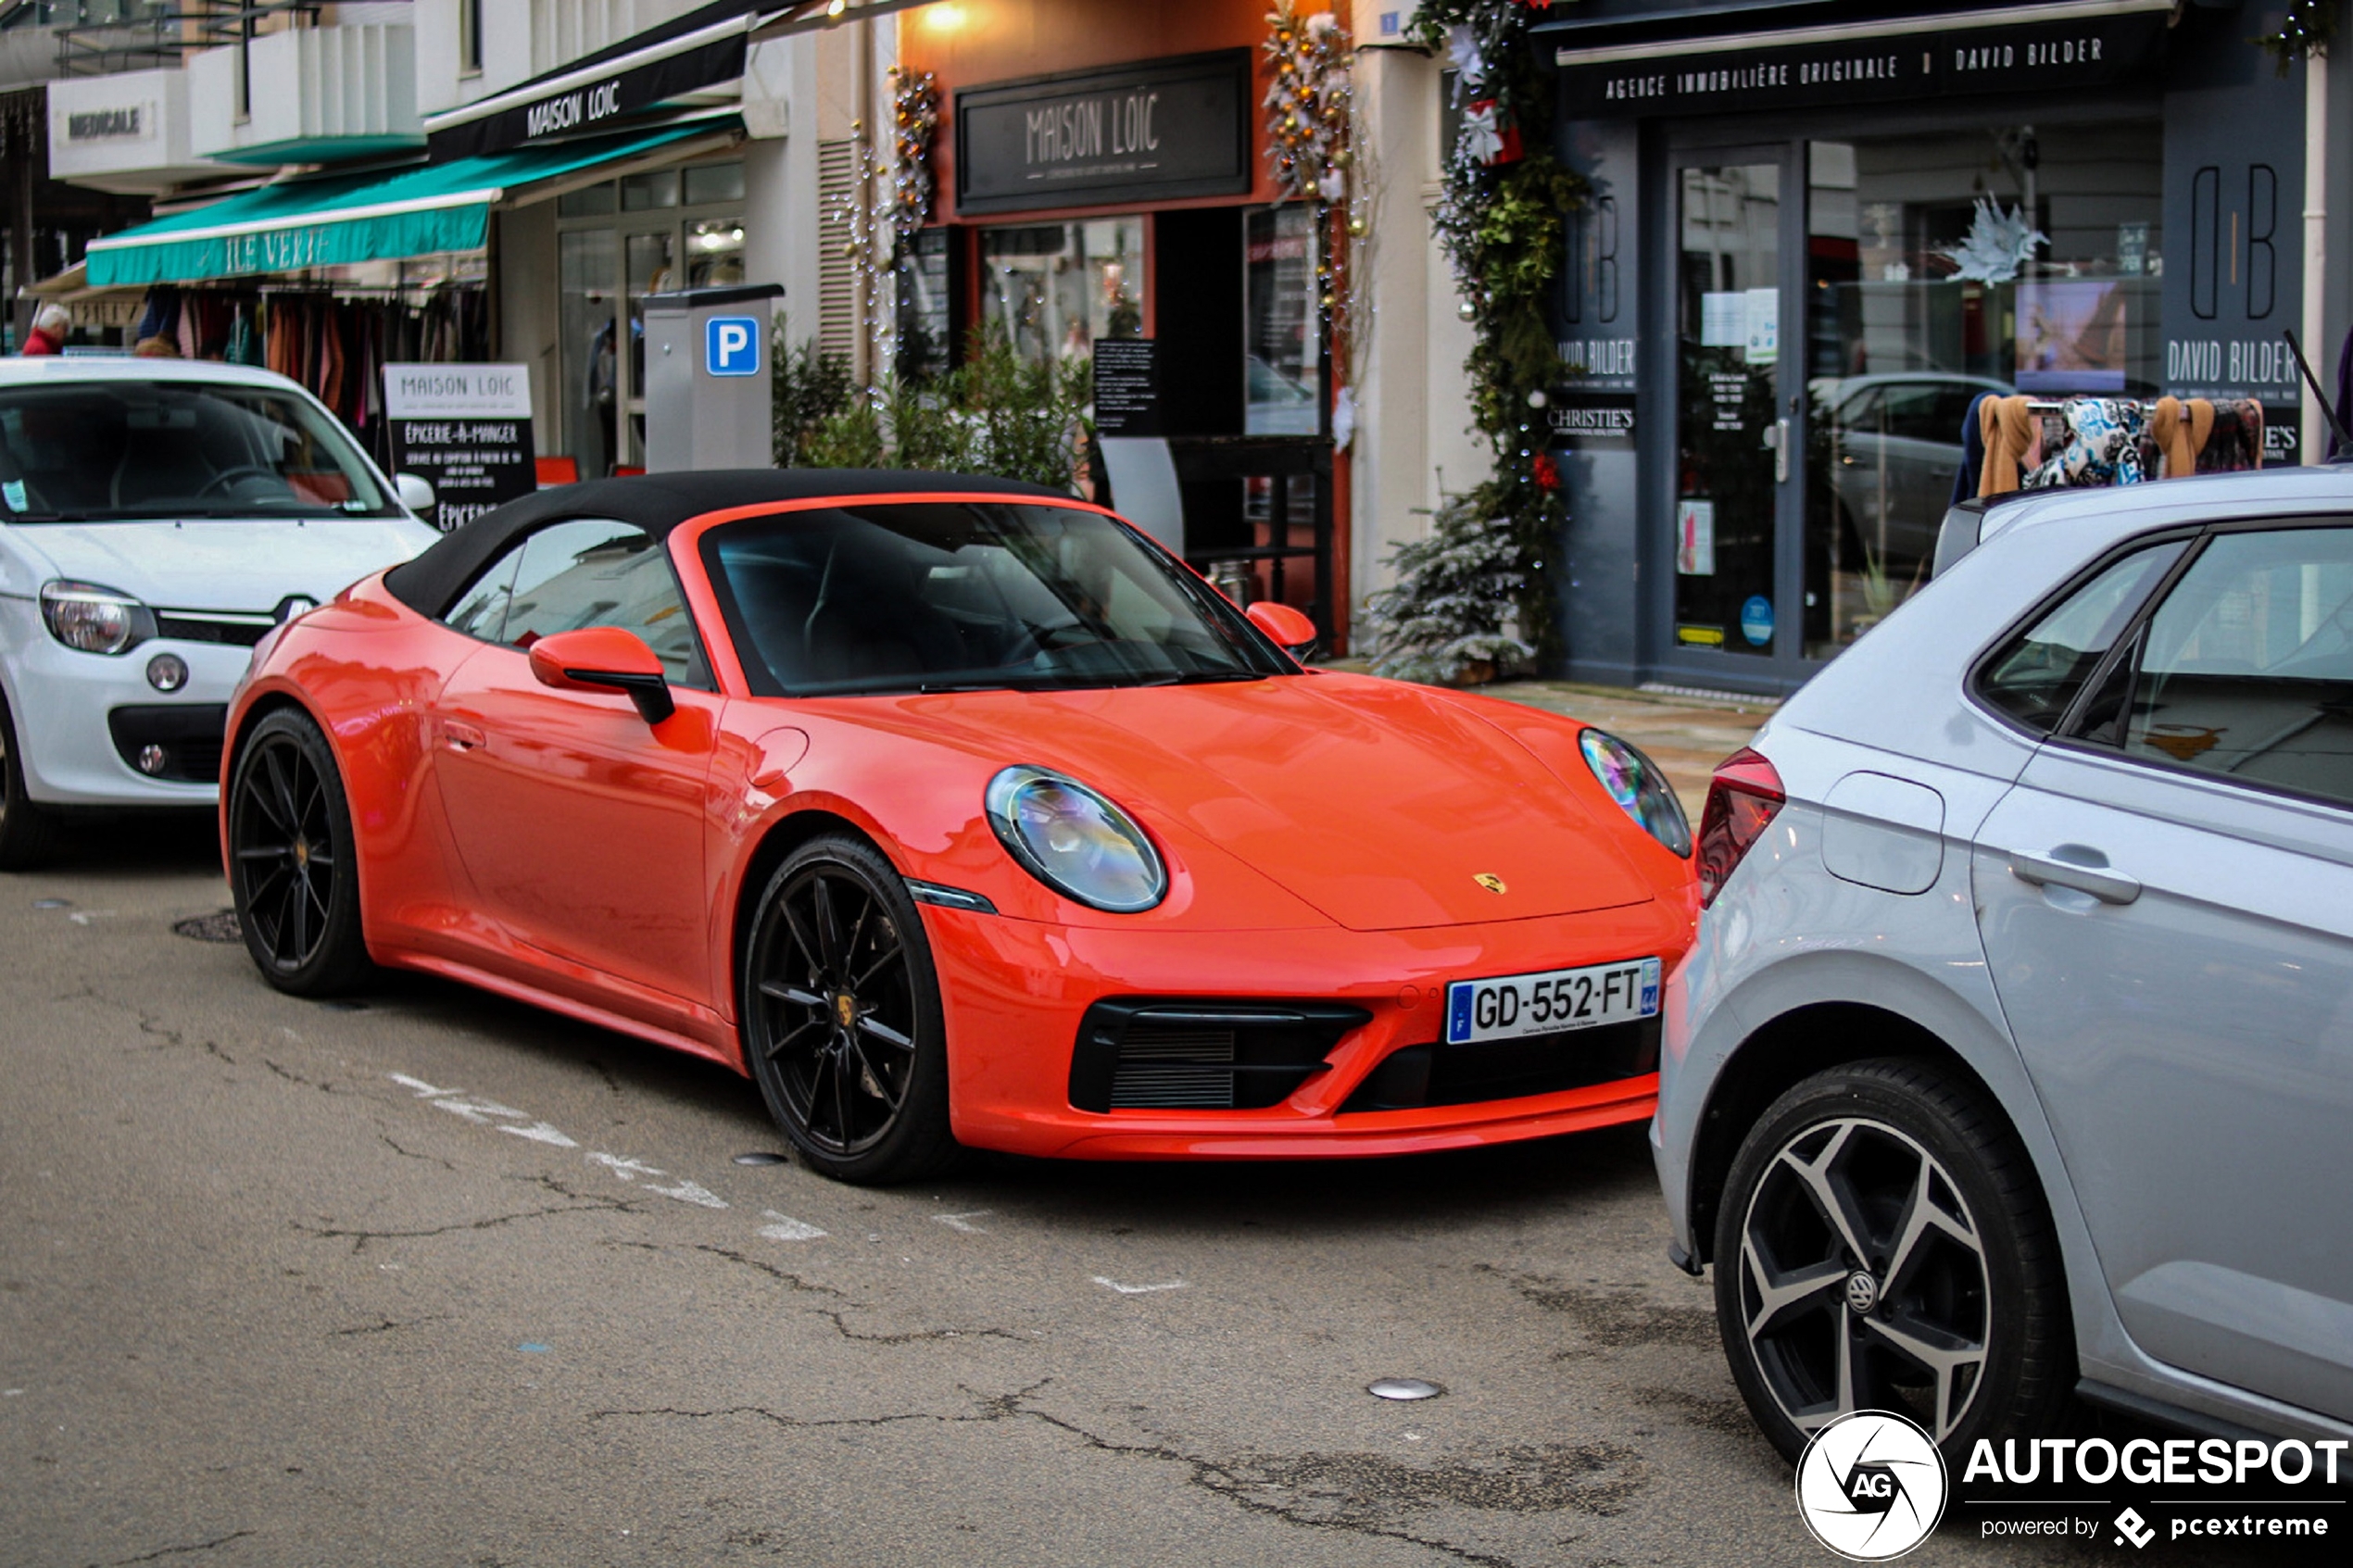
[1561,11,2169,117]
[956,51,1252,216]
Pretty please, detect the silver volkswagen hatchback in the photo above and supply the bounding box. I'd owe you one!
[1659,467,2353,1461]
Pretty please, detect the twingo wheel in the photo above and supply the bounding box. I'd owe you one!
[0,689,62,872]
[740,834,956,1185]
[227,708,371,996]
[1712,1058,2071,1466]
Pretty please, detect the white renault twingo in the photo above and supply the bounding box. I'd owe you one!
[0,357,440,866]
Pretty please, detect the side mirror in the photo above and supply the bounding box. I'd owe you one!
[393,472,435,514]
[527,626,675,723]
[1246,600,1318,658]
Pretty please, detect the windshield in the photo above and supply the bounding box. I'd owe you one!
[0,380,396,522]
[703,501,1293,696]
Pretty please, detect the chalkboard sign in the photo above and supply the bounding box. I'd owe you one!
[1092,338,1161,436]
[384,364,537,533]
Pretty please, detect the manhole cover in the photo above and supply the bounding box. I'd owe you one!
[1367,1378,1445,1401]
[733,1152,789,1166]
[172,909,243,943]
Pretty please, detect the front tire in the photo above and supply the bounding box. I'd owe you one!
[1713,1058,2070,1465]
[228,708,371,996]
[0,689,61,871]
[740,834,956,1185]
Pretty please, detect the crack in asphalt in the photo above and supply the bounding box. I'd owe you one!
[688,1244,1026,1346]
[261,1059,345,1093]
[292,1198,635,1255]
[588,1382,1641,1567]
[377,1133,457,1172]
[330,1314,450,1337]
[85,1530,254,1566]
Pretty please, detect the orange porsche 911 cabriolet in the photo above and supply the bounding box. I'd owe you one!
[222,471,1698,1183]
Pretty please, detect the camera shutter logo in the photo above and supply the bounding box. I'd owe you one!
[1794,1410,1948,1561]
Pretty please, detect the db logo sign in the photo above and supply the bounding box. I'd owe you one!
[1795,1410,1948,1561]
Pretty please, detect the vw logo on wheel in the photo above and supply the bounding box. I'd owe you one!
[1794,1410,1947,1561]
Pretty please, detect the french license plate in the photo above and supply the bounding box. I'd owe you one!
[1445,957,1661,1046]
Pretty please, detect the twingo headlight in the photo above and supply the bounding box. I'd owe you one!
[986,766,1167,913]
[40,581,156,656]
[1579,728,1693,858]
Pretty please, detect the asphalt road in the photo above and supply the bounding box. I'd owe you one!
[0,815,2286,1568]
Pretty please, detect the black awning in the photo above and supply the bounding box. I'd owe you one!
[1547,0,2177,119]
[423,0,783,161]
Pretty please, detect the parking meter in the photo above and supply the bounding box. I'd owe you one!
[642,282,784,473]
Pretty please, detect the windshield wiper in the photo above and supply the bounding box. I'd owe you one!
[1126,670,1265,686]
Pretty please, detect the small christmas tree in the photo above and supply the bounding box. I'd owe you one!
[1363,479,1534,684]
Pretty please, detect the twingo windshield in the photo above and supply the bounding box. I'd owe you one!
[704,501,1293,696]
[0,380,396,522]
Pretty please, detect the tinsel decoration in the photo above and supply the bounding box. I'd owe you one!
[1364,0,1584,684]
[2259,0,2336,76]
[889,69,940,245]
[1262,3,1353,208]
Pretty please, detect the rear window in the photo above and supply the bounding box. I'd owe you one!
[1975,541,2186,734]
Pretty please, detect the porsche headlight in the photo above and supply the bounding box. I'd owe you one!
[986,766,1166,913]
[41,581,156,656]
[1579,728,1693,858]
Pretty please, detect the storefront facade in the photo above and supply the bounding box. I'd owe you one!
[1539,0,2348,695]
[900,0,1353,643]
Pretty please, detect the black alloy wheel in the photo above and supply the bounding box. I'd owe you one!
[0,691,61,871]
[741,834,955,1184]
[1714,1059,2071,1464]
[228,709,371,996]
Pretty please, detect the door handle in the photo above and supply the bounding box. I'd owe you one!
[1763,418,1792,483]
[443,720,485,752]
[2007,847,2141,906]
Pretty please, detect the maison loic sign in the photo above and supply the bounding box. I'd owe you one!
[954,51,1252,216]
[426,28,749,159]
[1557,8,2171,118]
[384,365,538,533]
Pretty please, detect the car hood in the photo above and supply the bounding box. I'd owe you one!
[852,672,1656,932]
[11,518,438,612]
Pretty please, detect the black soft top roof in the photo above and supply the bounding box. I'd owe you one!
[383,468,1074,617]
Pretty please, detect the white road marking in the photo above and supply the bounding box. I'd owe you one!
[67,910,117,925]
[388,1073,457,1098]
[429,1095,528,1126]
[1092,1276,1187,1296]
[759,1211,827,1241]
[495,1121,578,1148]
[646,1177,727,1210]
[585,1151,727,1210]
[933,1210,992,1234]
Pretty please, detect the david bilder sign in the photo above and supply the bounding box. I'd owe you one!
[954,51,1252,215]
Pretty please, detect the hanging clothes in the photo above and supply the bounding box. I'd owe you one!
[1952,392,1995,506]
[1978,395,2042,497]
[2196,400,2265,473]
[2149,396,2216,479]
[2026,398,2149,490]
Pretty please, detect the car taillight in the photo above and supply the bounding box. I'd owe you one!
[1697,747,1785,908]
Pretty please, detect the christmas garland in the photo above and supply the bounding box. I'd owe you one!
[888,69,940,245]
[1365,0,1583,683]
[2259,0,2336,75]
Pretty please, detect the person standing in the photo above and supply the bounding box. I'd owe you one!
[19,302,70,355]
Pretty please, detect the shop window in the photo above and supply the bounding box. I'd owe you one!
[897,229,954,383]
[685,161,745,206]
[979,219,1146,365]
[558,184,617,220]
[623,170,681,212]
[1245,206,1320,436]
[1803,124,2163,658]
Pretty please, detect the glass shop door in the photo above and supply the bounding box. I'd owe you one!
[1663,145,1806,680]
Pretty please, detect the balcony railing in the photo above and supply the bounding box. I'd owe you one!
[0,2,321,79]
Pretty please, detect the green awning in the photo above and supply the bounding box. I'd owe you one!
[84,122,728,288]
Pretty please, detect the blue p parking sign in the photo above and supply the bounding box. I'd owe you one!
[705,316,761,377]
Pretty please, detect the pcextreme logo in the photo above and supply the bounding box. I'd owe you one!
[1795,1410,1949,1561]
